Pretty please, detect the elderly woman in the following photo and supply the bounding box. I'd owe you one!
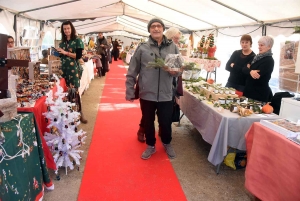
[243,36,274,102]
[165,27,181,47]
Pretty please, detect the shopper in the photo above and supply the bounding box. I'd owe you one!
[56,20,88,124]
[225,35,256,92]
[136,26,183,143]
[88,37,95,49]
[243,36,274,102]
[112,39,119,61]
[41,50,49,64]
[126,18,181,159]
[107,37,113,64]
[7,35,14,48]
[165,27,181,47]
[96,32,108,76]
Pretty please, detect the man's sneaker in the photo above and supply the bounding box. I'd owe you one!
[141,146,156,160]
[163,143,176,159]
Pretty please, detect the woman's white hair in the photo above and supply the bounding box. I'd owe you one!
[165,27,182,40]
[258,36,274,48]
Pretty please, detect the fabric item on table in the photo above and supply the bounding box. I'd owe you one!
[0,113,53,200]
[245,122,300,201]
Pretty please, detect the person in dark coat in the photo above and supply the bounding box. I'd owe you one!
[243,36,274,102]
[225,34,256,92]
[112,39,119,61]
[96,32,108,76]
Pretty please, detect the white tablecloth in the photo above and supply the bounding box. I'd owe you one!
[78,60,94,96]
[177,89,279,166]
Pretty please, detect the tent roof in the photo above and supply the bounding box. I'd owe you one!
[1,0,300,36]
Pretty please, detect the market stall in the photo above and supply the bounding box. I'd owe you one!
[176,89,279,169]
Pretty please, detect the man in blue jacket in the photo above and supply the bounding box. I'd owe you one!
[125,18,181,160]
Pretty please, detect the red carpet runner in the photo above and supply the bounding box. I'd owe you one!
[78,60,187,201]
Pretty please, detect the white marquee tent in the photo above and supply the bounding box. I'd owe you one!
[1,0,300,89]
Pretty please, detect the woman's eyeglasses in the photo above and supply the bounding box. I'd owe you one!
[7,41,14,44]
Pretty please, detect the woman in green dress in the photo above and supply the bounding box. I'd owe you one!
[57,21,87,124]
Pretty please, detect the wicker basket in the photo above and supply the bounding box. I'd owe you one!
[0,90,17,123]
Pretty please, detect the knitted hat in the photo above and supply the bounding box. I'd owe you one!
[147,18,165,32]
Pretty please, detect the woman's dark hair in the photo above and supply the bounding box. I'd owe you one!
[240,34,252,45]
[60,21,77,42]
[7,35,14,42]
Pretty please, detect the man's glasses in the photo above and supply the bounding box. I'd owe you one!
[150,24,163,29]
[7,41,14,44]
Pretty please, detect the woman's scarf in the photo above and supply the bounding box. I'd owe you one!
[251,49,273,65]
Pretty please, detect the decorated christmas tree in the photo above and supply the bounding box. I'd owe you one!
[43,75,86,176]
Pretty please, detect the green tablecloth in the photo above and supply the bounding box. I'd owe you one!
[0,112,53,201]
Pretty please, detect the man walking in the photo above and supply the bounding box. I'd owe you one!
[125,18,181,159]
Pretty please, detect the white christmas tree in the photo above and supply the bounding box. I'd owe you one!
[43,75,86,175]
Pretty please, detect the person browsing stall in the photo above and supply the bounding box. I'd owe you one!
[96,32,108,76]
[7,35,14,48]
[242,36,274,102]
[56,21,88,124]
[126,18,181,160]
[225,35,256,92]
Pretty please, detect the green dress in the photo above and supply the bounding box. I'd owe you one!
[59,38,84,88]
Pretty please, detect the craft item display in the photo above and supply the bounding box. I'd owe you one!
[48,60,62,76]
[260,119,300,138]
[16,78,48,107]
[7,47,31,60]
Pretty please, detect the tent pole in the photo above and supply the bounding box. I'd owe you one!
[14,15,17,47]
[148,0,217,28]
[262,25,266,36]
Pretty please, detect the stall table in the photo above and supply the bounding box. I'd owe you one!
[177,89,279,168]
[0,112,53,200]
[17,78,67,170]
[245,122,300,201]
